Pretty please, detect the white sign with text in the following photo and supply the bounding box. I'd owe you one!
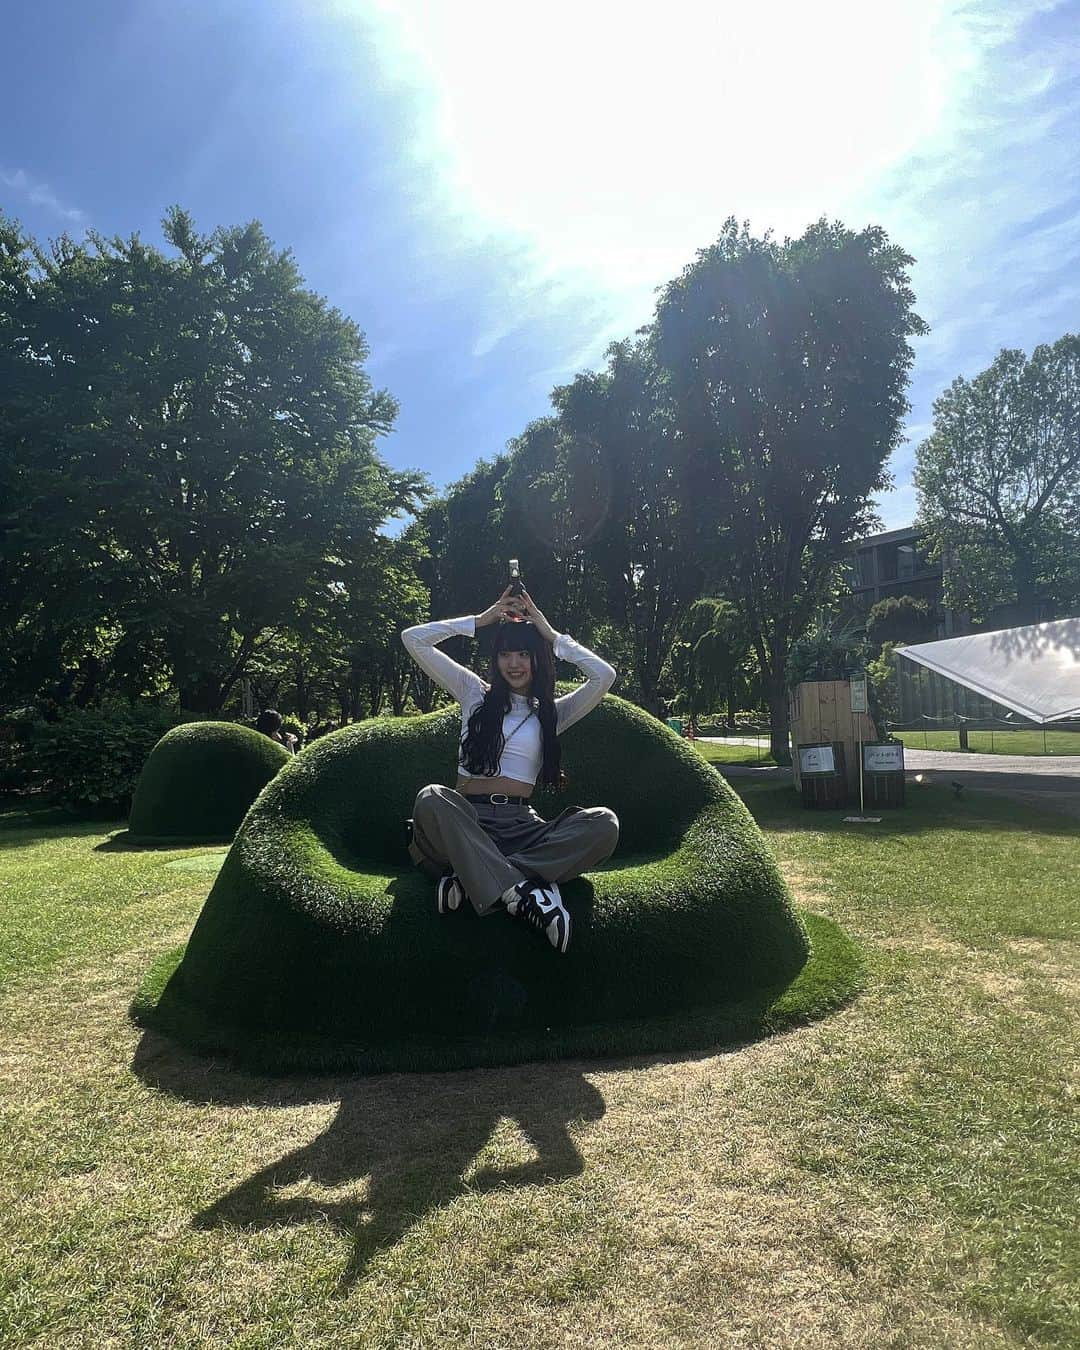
[863,743,904,773]
[799,745,836,775]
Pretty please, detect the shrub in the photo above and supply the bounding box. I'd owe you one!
[20,700,177,816]
[868,641,903,729]
[127,721,292,841]
[866,595,933,650]
[0,707,38,793]
[787,618,866,685]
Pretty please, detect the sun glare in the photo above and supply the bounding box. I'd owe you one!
[360,0,954,284]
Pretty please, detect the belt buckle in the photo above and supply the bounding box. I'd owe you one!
[490,793,509,805]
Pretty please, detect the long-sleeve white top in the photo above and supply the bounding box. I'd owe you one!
[400,616,616,785]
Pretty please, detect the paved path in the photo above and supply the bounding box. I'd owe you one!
[900,749,1080,776]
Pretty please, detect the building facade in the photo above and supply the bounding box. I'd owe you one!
[846,525,956,636]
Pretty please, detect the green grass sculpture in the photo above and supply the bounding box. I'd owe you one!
[135,697,861,1071]
[127,722,292,844]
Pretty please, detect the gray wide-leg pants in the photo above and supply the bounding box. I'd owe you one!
[408,784,619,916]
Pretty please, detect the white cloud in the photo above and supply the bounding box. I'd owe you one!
[0,168,86,224]
[333,0,1080,522]
[343,0,966,376]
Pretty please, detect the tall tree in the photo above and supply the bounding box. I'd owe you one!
[914,336,1080,625]
[416,456,511,624]
[669,598,752,726]
[530,339,702,711]
[0,208,422,713]
[0,216,109,708]
[498,416,609,649]
[654,218,926,761]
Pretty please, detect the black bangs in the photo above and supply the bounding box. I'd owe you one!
[492,621,543,655]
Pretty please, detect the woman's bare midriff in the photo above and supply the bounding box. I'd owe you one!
[456,775,534,799]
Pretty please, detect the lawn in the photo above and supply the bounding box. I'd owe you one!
[895,729,1080,756]
[0,787,1076,1348]
[694,738,777,767]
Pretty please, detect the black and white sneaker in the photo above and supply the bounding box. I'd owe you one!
[505,878,571,953]
[436,873,467,915]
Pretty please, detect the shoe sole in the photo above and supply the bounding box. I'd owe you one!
[436,876,462,915]
[548,910,571,953]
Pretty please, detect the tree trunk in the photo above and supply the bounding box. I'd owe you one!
[1011,549,1042,625]
[636,651,665,718]
[73,654,102,708]
[410,670,436,713]
[766,680,792,765]
[177,670,223,716]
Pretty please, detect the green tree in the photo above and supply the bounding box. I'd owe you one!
[867,640,903,730]
[0,215,111,709]
[534,339,702,712]
[914,335,1080,624]
[498,417,603,644]
[654,218,926,762]
[669,598,751,725]
[0,208,422,713]
[415,457,511,623]
[865,595,933,651]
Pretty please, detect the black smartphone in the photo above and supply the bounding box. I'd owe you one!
[508,558,523,597]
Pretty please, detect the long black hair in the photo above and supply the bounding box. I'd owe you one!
[459,620,564,787]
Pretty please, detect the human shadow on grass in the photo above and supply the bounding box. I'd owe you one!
[132,1031,605,1291]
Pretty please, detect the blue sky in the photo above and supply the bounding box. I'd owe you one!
[3,0,1079,535]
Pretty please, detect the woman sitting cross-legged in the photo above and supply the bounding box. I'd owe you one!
[401,586,619,954]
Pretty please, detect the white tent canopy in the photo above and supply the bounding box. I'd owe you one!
[897,618,1080,724]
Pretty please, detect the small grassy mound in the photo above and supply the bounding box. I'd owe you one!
[134,697,859,1071]
[127,722,291,844]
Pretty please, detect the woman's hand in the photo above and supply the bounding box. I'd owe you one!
[514,589,558,644]
[475,586,519,628]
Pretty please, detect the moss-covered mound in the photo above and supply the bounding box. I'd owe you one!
[127,722,291,843]
[135,697,858,1071]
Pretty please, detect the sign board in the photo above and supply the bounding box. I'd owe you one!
[863,742,904,773]
[850,677,868,714]
[798,744,836,776]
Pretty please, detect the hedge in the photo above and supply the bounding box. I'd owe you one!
[127,721,291,842]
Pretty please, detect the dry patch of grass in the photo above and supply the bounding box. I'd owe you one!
[0,926,1061,1349]
[777,860,831,913]
[2,795,1077,1348]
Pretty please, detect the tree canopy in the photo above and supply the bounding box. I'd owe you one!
[866,595,934,650]
[654,217,927,759]
[914,335,1080,625]
[2,204,939,762]
[0,208,424,713]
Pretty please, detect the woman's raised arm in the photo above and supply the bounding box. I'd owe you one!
[551,633,616,732]
[401,588,519,706]
[513,589,616,732]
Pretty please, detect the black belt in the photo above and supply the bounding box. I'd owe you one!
[464,793,529,806]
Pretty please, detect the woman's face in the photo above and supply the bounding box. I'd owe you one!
[497,645,533,694]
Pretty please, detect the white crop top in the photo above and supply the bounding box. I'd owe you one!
[400,616,616,786]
